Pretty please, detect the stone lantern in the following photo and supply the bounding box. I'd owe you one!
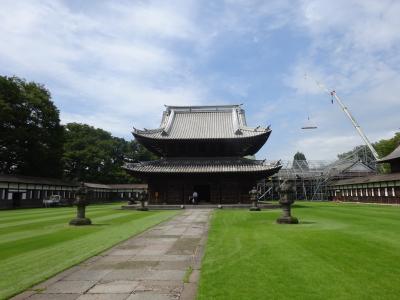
[276,179,298,224]
[69,182,92,225]
[249,186,260,211]
[137,190,149,211]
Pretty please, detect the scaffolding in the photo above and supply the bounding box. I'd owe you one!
[258,75,380,201]
[258,149,377,201]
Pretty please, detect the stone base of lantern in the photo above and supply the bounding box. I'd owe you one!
[276,216,298,224]
[136,207,149,211]
[249,206,261,211]
[69,217,92,226]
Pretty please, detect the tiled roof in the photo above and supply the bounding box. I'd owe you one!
[331,173,400,186]
[84,183,147,189]
[0,174,78,186]
[83,183,110,189]
[378,144,400,163]
[108,184,147,189]
[124,158,282,174]
[324,160,374,174]
[133,105,270,140]
[0,175,147,190]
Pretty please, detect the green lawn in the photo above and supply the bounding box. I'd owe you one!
[0,204,178,299]
[198,202,400,300]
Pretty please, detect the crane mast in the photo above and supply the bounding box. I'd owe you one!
[307,76,380,160]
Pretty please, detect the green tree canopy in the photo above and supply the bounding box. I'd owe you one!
[63,123,156,183]
[293,151,309,170]
[293,151,309,171]
[374,132,400,158]
[0,76,64,177]
[294,152,307,161]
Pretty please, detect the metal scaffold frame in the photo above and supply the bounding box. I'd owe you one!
[258,147,376,201]
[257,75,380,201]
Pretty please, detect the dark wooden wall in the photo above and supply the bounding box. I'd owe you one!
[147,174,257,204]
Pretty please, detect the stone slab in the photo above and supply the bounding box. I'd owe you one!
[77,294,129,300]
[101,269,151,281]
[87,280,139,294]
[129,255,191,262]
[180,283,198,300]
[141,270,186,281]
[167,238,201,255]
[28,294,80,300]
[64,270,112,281]
[126,292,177,300]
[155,260,189,270]
[43,280,96,294]
[134,280,182,294]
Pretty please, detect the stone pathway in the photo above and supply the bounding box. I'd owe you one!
[13,209,211,300]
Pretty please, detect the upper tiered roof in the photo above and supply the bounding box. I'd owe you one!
[132,105,271,157]
[133,105,270,140]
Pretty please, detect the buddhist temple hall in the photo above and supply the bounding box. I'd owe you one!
[124,105,281,204]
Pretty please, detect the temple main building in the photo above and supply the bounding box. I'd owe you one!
[124,105,281,204]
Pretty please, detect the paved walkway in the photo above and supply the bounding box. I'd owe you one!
[14,209,211,300]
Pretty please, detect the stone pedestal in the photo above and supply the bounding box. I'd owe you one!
[276,203,298,224]
[69,202,91,225]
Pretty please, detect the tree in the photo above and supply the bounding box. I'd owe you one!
[0,76,64,177]
[293,151,309,170]
[63,123,156,183]
[130,140,158,162]
[374,132,400,158]
[373,132,400,173]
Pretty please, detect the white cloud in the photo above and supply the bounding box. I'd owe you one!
[0,0,206,139]
[299,0,400,52]
[104,1,198,40]
[281,0,400,159]
[0,0,398,161]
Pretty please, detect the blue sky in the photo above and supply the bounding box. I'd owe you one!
[1,0,399,160]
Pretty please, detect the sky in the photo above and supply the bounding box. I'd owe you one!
[1,0,399,161]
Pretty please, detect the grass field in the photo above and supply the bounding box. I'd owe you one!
[198,202,400,300]
[0,204,178,300]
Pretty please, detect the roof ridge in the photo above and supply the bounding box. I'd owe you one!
[165,104,242,110]
[240,125,271,132]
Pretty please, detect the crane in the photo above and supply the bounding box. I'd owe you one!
[304,74,380,160]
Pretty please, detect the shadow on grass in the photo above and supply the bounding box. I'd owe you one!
[299,221,316,225]
[292,204,312,209]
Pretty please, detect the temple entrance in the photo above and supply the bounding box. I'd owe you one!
[194,185,210,203]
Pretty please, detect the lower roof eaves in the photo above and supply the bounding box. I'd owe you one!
[123,157,282,175]
[331,173,400,186]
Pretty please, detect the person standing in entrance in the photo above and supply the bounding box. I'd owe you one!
[192,191,198,205]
